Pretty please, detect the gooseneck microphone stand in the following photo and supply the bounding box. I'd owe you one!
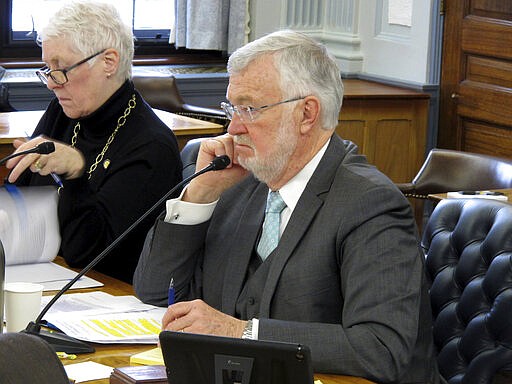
[22,155,230,353]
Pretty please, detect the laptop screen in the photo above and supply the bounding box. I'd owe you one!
[159,331,314,384]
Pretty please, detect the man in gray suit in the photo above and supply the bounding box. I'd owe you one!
[134,30,439,383]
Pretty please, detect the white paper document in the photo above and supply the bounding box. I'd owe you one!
[446,191,508,201]
[41,291,166,344]
[5,261,103,291]
[64,361,114,383]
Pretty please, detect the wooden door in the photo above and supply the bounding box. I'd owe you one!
[438,0,512,158]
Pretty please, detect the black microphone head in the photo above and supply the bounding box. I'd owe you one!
[36,142,55,154]
[211,155,230,170]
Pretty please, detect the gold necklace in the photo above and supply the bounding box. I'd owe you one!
[71,94,136,179]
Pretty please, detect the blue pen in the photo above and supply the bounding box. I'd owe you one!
[50,172,64,188]
[168,278,175,306]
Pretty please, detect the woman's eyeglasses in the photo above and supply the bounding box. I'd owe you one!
[36,49,106,85]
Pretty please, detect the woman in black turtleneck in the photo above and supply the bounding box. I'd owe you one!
[5,1,182,283]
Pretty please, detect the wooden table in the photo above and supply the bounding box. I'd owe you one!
[0,109,224,180]
[50,258,373,384]
[428,188,512,204]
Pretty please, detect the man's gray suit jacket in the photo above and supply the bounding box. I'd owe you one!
[134,135,439,383]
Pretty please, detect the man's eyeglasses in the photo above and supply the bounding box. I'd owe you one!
[36,49,106,85]
[220,96,305,122]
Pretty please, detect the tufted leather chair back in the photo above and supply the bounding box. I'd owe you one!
[422,198,512,383]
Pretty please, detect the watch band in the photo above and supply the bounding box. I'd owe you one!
[241,319,253,339]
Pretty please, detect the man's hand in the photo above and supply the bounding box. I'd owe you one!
[162,299,247,338]
[183,134,249,204]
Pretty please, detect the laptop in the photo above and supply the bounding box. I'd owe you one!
[159,331,314,384]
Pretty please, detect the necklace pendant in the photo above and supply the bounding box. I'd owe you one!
[103,159,111,169]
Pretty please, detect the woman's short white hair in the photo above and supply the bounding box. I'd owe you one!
[37,0,134,80]
[227,30,343,130]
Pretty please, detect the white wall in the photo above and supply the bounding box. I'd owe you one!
[358,0,433,84]
[249,0,435,85]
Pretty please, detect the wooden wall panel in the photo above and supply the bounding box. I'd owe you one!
[373,119,413,183]
[438,1,512,158]
[337,85,429,184]
[458,80,512,127]
[463,120,512,157]
[466,56,512,87]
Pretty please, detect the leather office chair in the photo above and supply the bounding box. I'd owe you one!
[422,198,512,384]
[131,75,228,128]
[0,332,70,383]
[0,83,16,112]
[180,137,204,180]
[397,148,512,199]
[396,148,512,231]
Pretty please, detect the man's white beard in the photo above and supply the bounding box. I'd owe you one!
[235,120,297,185]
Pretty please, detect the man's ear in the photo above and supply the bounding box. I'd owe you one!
[102,48,120,76]
[300,96,320,134]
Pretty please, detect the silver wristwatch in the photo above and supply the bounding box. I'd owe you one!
[241,319,253,339]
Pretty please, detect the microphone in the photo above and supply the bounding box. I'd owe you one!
[22,155,231,353]
[0,141,56,164]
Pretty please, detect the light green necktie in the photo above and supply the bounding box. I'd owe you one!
[257,191,287,261]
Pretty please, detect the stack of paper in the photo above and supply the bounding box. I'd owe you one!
[6,262,103,291]
[130,347,164,365]
[1,185,103,292]
[41,291,166,344]
[0,185,60,265]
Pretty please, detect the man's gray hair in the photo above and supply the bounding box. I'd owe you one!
[37,0,134,80]
[228,30,343,130]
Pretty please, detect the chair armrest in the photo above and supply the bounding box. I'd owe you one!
[178,104,229,128]
[181,103,226,117]
[395,182,415,193]
[395,182,430,199]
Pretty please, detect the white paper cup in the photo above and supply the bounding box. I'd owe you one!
[4,282,44,332]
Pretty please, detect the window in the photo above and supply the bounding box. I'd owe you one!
[1,0,176,59]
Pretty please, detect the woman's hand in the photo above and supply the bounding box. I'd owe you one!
[6,136,86,182]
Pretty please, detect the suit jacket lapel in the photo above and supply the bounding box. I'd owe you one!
[259,136,345,317]
[259,189,323,317]
[221,182,267,315]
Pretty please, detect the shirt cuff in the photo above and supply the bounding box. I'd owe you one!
[164,187,217,225]
[252,318,259,340]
